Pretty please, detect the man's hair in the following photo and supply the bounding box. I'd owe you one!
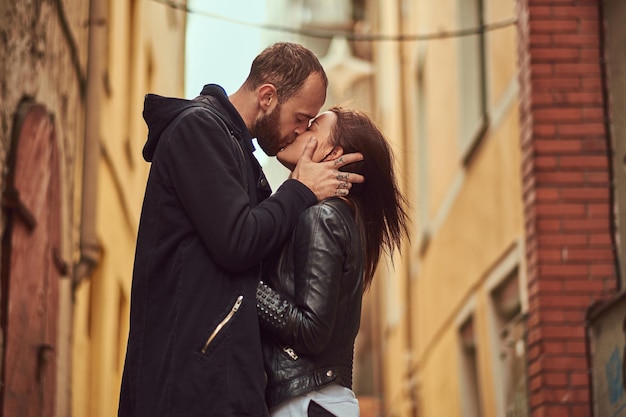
[243,42,328,104]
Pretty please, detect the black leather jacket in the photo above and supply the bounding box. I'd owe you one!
[256,198,364,408]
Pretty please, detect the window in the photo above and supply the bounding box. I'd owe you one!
[490,269,529,417]
[457,0,488,164]
[459,315,483,417]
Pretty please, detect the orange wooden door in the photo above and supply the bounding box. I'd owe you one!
[2,103,61,417]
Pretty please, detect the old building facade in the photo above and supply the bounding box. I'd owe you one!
[2,0,625,416]
[268,0,626,416]
[0,0,185,416]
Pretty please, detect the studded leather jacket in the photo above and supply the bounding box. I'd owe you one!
[256,198,364,409]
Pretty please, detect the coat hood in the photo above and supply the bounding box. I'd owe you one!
[141,94,199,162]
[141,84,246,162]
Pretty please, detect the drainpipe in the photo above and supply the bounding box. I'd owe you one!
[74,0,105,288]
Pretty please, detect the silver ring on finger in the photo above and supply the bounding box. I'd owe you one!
[335,188,349,197]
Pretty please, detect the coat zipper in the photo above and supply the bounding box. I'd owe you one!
[283,346,298,360]
[201,295,243,354]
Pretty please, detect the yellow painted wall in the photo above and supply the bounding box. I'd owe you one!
[72,1,186,416]
[368,0,525,415]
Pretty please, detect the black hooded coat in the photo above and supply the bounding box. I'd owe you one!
[118,85,316,417]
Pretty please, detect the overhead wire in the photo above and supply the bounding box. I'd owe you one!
[150,0,517,41]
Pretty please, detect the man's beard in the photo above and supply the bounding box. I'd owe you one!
[252,104,291,156]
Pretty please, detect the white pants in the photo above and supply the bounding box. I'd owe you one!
[269,383,360,417]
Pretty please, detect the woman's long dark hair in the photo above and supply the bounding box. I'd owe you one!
[329,105,410,291]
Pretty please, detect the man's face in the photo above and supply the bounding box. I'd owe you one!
[253,103,285,156]
[253,73,326,156]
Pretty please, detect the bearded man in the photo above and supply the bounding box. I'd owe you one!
[118,42,364,417]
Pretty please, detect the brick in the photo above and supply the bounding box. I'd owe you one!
[528,5,552,18]
[530,33,553,47]
[558,123,605,136]
[534,139,582,153]
[559,156,608,169]
[570,372,589,386]
[532,63,554,75]
[572,405,593,417]
[583,108,604,121]
[537,234,588,246]
[563,279,606,292]
[590,263,616,276]
[535,156,559,169]
[530,19,579,33]
[566,248,614,261]
[531,48,579,62]
[535,172,585,185]
[579,19,599,34]
[540,295,592,308]
[533,77,580,89]
[564,310,586,322]
[529,374,544,391]
[537,279,565,291]
[541,388,588,403]
[538,309,570,323]
[532,93,556,106]
[534,108,583,122]
[586,172,610,183]
[553,34,599,46]
[535,203,586,217]
[535,188,560,200]
[540,326,586,339]
[543,355,587,370]
[552,5,598,19]
[566,92,603,105]
[581,138,608,152]
[537,219,561,231]
[538,264,589,277]
[562,219,609,231]
[566,341,587,354]
[528,328,543,346]
[581,77,602,89]
[533,123,557,136]
[554,63,601,76]
[587,203,610,218]
[580,48,600,60]
[528,344,542,360]
[544,372,569,387]
[560,188,609,201]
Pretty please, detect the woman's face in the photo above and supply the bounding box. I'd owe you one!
[276,111,338,171]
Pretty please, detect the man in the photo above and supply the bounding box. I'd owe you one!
[118,42,364,417]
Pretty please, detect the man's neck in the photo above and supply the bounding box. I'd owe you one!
[229,89,255,131]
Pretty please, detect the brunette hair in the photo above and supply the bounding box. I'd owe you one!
[329,105,410,291]
[242,42,328,104]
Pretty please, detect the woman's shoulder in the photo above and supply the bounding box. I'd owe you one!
[300,198,356,228]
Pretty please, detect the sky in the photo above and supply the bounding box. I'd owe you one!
[184,0,291,184]
[184,0,267,98]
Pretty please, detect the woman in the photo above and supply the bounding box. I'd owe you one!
[256,105,409,417]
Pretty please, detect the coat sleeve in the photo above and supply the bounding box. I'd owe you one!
[162,107,316,272]
[257,203,347,355]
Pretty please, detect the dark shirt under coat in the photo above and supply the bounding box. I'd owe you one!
[118,84,317,417]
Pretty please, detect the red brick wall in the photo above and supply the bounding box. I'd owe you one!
[515,0,618,416]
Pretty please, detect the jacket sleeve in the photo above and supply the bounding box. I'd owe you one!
[162,107,316,272]
[257,203,347,355]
